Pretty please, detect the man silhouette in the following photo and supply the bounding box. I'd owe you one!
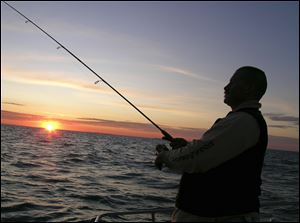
[155,66,268,222]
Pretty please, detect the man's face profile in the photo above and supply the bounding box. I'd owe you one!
[224,71,249,108]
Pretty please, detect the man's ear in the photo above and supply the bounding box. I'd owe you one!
[244,84,257,97]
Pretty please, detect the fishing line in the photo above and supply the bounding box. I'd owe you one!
[2,1,174,142]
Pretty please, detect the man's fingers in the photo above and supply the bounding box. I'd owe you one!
[170,138,188,149]
[155,150,168,170]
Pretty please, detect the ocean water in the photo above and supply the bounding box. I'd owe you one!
[1,124,299,222]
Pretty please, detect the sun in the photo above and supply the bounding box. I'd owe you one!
[42,121,59,132]
[46,123,55,132]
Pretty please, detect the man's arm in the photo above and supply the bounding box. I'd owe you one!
[157,112,260,173]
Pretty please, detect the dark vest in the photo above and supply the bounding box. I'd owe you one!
[175,108,268,217]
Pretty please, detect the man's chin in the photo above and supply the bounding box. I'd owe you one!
[224,97,229,105]
[224,98,233,107]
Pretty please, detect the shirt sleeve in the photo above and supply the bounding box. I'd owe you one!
[162,112,260,174]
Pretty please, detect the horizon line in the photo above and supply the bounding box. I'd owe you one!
[1,122,298,153]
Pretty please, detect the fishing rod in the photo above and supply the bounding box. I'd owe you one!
[2,1,174,142]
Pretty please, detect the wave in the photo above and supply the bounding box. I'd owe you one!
[1,125,298,222]
[12,160,41,168]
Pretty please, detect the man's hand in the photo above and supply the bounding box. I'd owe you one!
[155,144,169,170]
[156,144,169,153]
[170,138,188,150]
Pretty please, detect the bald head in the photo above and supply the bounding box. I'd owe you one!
[224,66,267,109]
[234,66,267,100]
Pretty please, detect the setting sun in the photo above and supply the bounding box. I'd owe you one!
[42,121,60,132]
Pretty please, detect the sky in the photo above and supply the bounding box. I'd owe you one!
[1,1,299,151]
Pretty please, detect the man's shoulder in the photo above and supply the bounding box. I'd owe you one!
[228,110,256,119]
[222,110,259,128]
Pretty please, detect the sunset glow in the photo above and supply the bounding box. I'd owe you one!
[42,121,59,132]
[1,2,298,152]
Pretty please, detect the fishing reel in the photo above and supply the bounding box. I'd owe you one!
[156,139,188,152]
[161,130,188,150]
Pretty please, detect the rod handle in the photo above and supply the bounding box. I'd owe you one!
[161,130,174,142]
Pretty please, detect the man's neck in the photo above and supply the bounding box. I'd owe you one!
[231,100,261,111]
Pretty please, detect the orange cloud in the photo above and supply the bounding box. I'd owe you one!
[1,110,205,140]
[1,110,298,152]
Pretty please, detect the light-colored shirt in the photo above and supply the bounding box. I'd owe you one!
[162,101,261,174]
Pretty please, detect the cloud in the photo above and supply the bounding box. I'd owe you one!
[76,117,155,131]
[264,113,299,127]
[268,125,295,129]
[1,68,113,95]
[2,110,298,152]
[76,117,206,138]
[1,67,201,113]
[1,110,45,121]
[3,51,113,66]
[1,109,205,140]
[157,65,219,83]
[2,102,25,106]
